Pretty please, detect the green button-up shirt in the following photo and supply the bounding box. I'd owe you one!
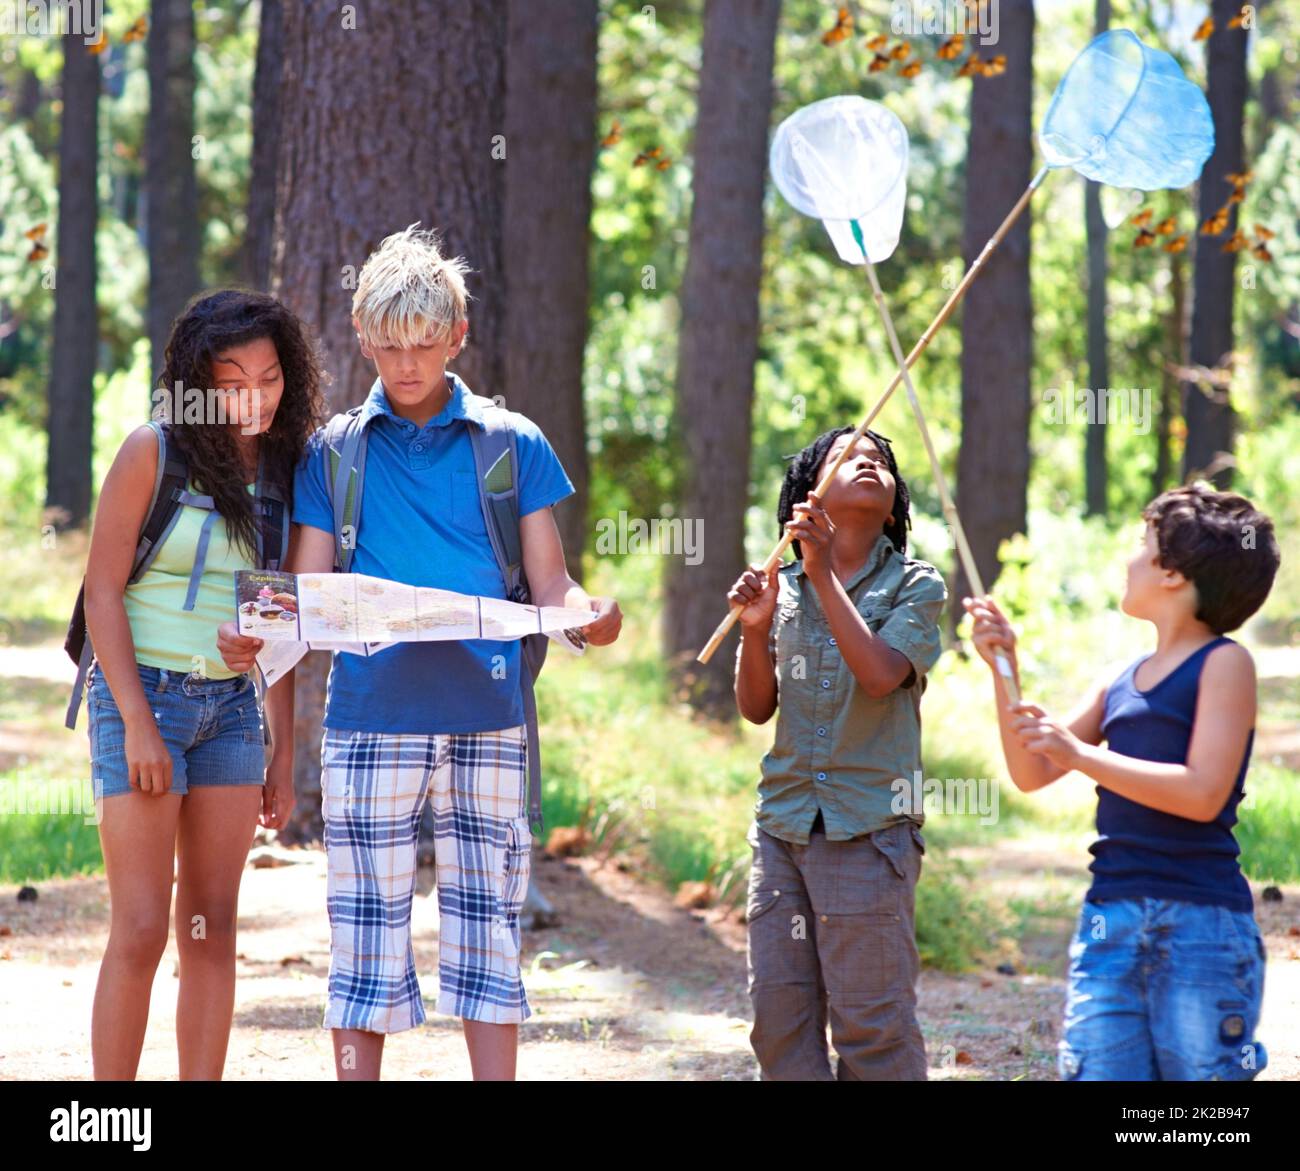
[741,532,947,845]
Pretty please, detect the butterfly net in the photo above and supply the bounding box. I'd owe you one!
[1038,29,1214,191]
[770,96,908,263]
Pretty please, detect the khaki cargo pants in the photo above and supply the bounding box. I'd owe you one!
[745,816,927,1080]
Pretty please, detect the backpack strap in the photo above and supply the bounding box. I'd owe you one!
[467,399,549,835]
[323,407,369,573]
[65,421,188,730]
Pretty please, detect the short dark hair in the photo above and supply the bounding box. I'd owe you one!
[1142,483,1280,633]
[777,425,911,559]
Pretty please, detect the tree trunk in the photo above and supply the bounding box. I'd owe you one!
[146,0,200,385]
[1181,0,1248,487]
[502,0,598,581]
[955,0,1035,610]
[271,0,507,842]
[45,27,100,532]
[1083,0,1109,517]
[663,0,781,716]
[244,0,283,291]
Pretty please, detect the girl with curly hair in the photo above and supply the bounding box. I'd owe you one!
[83,289,325,1079]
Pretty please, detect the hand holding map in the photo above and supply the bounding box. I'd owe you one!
[235,570,598,687]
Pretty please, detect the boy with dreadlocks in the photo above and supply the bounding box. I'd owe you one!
[728,425,946,1080]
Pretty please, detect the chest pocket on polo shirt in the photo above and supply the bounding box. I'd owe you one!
[858,600,889,632]
[451,470,488,535]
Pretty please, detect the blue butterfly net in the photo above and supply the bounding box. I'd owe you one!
[1038,29,1214,191]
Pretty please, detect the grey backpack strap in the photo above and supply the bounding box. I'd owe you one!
[325,409,369,574]
[468,404,545,834]
[64,634,97,732]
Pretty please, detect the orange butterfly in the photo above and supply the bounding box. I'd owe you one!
[1253,225,1274,241]
[1221,229,1248,253]
[1154,217,1177,236]
[889,42,911,61]
[937,35,965,60]
[26,225,49,263]
[1227,7,1250,28]
[1193,17,1214,41]
[868,53,891,73]
[1252,242,1273,262]
[1225,170,1254,185]
[979,54,1007,77]
[1163,235,1189,254]
[822,6,853,45]
[1134,228,1156,248]
[865,33,888,51]
[123,16,147,43]
[633,147,663,167]
[1200,206,1230,235]
[1132,208,1154,228]
[899,59,922,78]
[655,156,673,171]
[600,120,622,148]
[956,53,982,78]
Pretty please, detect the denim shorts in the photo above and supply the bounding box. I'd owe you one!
[1060,895,1268,1081]
[87,660,266,799]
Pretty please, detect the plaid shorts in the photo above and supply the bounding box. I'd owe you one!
[319,724,532,1031]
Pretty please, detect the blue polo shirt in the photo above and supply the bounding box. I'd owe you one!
[292,371,575,734]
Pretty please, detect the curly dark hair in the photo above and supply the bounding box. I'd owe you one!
[778,425,911,559]
[1142,483,1280,633]
[155,289,327,563]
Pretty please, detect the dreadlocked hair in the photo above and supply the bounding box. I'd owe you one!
[157,289,328,563]
[777,425,911,560]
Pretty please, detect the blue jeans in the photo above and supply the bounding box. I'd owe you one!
[1060,896,1268,1081]
[87,661,266,798]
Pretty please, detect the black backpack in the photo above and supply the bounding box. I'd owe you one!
[64,420,290,735]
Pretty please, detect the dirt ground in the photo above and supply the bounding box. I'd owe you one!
[1,835,1297,1081]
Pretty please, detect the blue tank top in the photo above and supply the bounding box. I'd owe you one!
[1088,635,1253,913]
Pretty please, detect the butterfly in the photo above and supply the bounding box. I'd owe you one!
[1221,229,1248,253]
[26,224,49,263]
[1154,217,1177,236]
[868,53,891,73]
[633,147,663,167]
[1227,7,1250,28]
[865,33,889,51]
[822,6,853,45]
[1225,170,1254,186]
[600,120,622,148]
[1163,234,1189,254]
[956,53,983,78]
[937,35,965,60]
[1199,206,1230,235]
[1253,225,1274,241]
[1252,242,1273,262]
[1134,228,1156,248]
[889,42,911,61]
[1193,17,1214,41]
[654,156,673,171]
[1132,208,1154,228]
[123,16,147,43]
[979,54,1007,77]
[899,59,922,78]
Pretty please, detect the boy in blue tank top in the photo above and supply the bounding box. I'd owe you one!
[963,484,1281,1081]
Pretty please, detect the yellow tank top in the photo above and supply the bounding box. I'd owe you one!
[123,480,258,679]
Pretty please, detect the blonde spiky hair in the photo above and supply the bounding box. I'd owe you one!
[351,223,472,350]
